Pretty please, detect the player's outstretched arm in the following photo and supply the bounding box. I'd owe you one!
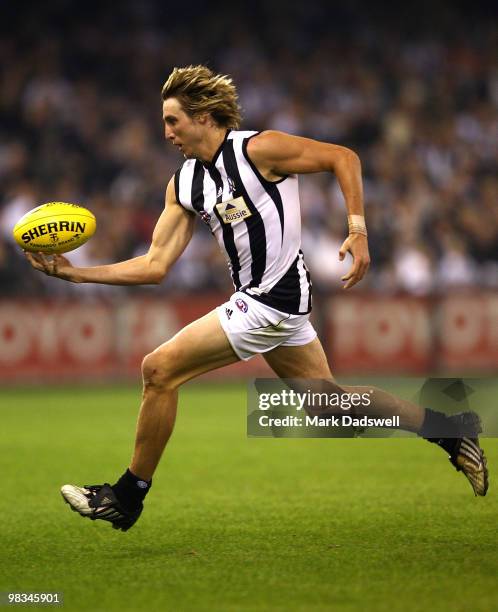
[24,178,195,285]
[247,130,370,289]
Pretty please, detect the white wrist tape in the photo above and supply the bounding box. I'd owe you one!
[347,215,367,236]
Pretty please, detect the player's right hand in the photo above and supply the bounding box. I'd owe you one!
[24,251,75,281]
[338,233,370,289]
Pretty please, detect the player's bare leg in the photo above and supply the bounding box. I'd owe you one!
[264,338,488,496]
[130,310,239,480]
[264,338,425,432]
[61,310,240,530]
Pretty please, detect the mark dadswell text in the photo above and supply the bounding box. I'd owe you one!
[258,415,401,428]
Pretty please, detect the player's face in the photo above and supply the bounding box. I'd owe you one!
[162,98,204,159]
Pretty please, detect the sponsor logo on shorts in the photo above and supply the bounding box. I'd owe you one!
[235,298,248,313]
[225,307,233,319]
[215,196,252,225]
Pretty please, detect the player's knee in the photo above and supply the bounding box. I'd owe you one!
[141,347,179,391]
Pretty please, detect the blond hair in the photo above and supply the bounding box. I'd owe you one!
[161,65,242,129]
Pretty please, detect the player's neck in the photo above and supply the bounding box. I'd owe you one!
[196,127,229,164]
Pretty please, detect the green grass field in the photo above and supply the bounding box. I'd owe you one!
[1,384,497,611]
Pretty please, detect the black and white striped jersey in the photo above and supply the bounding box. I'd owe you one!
[174,129,312,315]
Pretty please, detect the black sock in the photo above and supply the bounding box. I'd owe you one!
[419,409,460,455]
[112,469,152,512]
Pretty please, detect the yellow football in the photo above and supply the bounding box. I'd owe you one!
[13,202,96,254]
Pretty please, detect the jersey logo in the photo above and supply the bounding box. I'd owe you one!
[215,196,252,224]
[227,176,237,195]
[199,210,212,225]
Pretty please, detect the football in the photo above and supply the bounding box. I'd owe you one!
[12,202,96,254]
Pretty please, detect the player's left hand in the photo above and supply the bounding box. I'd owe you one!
[338,233,370,289]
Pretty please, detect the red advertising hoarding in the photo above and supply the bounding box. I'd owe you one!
[325,293,498,374]
[0,293,496,382]
[0,296,272,382]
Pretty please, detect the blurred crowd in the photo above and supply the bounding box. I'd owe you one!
[0,1,497,298]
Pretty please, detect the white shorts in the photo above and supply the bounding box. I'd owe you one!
[216,291,317,361]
